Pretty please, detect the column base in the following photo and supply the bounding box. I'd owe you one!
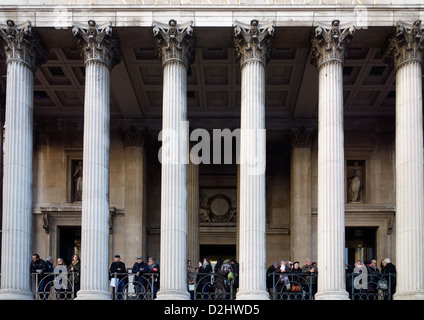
[74,290,112,300]
[156,289,190,300]
[314,290,350,300]
[0,289,34,300]
[393,290,424,300]
[236,290,270,300]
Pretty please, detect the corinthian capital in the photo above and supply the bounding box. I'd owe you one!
[233,19,275,68]
[153,19,196,69]
[0,20,47,72]
[382,20,424,70]
[308,20,356,69]
[72,20,121,71]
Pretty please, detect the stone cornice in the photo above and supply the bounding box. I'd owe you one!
[233,19,274,68]
[153,19,196,70]
[0,20,47,72]
[382,20,424,70]
[308,20,355,70]
[72,20,121,71]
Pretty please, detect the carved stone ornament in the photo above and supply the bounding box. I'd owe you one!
[289,127,316,148]
[72,20,121,71]
[153,19,196,69]
[382,20,424,70]
[120,125,148,147]
[199,192,237,223]
[308,20,356,69]
[233,19,275,68]
[0,20,47,72]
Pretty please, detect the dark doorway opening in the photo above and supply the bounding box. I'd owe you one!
[345,227,377,267]
[199,244,236,265]
[58,226,81,265]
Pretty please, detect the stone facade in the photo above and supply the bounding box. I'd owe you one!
[0,2,423,300]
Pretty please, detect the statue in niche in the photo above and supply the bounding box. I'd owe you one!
[73,160,83,202]
[348,165,362,203]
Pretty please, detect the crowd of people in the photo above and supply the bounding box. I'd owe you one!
[29,253,397,300]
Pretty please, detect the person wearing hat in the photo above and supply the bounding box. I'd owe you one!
[131,256,148,299]
[266,262,280,295]
[110,254,127,300]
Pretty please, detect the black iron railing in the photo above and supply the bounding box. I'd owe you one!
[267,272,317,300]
[32,271,77,300]
[189,272,236,300]
[347,272,396,300]
[109,272,159,300]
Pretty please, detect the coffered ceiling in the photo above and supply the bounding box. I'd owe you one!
[0,26,422,127]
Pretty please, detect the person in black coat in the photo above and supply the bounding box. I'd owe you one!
[381,258,397,297]
[266,262,280,293]
[198,257,212,292]
[110,254,126,300]
[31,254,48,296]
[132,256,148,296]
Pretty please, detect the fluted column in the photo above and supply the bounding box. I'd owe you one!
[153,19,195,300]
[121,126,147,263]
[0,20,46,300]
[290,128,314,263]
[383,20,424,300]
[234,19,274,300]
[309,20,355,300]
[72,20,120,300]
[187,141,200,266]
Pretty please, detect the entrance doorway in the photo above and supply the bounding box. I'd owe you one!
[199,244,236,267]
[345,227,377,266]
[58,226,81,265]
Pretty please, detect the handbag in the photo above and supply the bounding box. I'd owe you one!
[227,271,234,281]
[377,280,388,290]
[291,284,302,292]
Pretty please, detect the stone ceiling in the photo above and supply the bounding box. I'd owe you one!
[0,26,422,127]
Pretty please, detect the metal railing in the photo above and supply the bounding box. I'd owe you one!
[33,272,77,300]
[268,272,317,300]
[347,272,396,300]
[109,272,159,300]
[0,271,398,301]
[189,272,236,300]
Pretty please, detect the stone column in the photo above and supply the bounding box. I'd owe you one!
[308,20,355,300]
[121,126,147,263]
[0,20,46,300]
[289,128,314,263]
[153,19,195,300]
[72,20,120,300]
[187,142,200,266]
[234,19,274,300]
[383,20,424,300]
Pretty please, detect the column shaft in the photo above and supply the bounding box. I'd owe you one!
[382,20,424,300]
[290,130,313,263]
[78,61,112,299]
[157,60,189,299]
[0,20,46,300]
[308,20,355,300]
[0,60,34,300]
[72,20,120,300]
[187,156,199,267]
[315,61,348,299]
[394,61,424,299]
[237,60,268,299]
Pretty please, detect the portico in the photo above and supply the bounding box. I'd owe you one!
[0,1,423,300]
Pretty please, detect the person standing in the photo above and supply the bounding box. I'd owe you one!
[68,254,81,298]
[110,254,127,300]
[132,256,148,299]
[30,254,48,297]
[54,258,68,299]
[147,257,160,299]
